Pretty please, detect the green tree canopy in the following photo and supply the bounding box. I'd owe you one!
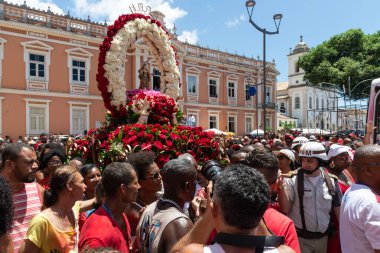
[298,29,380,100]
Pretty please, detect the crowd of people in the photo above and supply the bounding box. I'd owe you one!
[0,125,379,253]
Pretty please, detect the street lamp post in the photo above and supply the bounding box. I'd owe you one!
[245,0,282,137]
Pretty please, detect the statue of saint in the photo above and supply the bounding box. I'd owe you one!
[138,63,150,89]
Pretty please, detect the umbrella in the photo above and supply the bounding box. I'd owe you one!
[205,128,227,135]
[250,129,264,136]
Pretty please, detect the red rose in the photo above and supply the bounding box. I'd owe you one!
[166,140,173,147]
[145,133,153,141]
[153,141,164,151]
[169,132,180,140]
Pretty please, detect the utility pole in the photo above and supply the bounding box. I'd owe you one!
[355,105,358,132]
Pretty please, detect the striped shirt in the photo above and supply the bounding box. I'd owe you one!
[11,182,42,252]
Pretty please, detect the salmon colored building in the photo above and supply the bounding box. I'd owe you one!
[0,2,279,138]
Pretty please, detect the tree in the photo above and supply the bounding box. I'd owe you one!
[298,29,380,100]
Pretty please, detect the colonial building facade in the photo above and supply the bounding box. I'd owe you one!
[277,36,338,132]
[0,2,279,138]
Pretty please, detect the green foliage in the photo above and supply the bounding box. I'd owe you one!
[298,29,380,100]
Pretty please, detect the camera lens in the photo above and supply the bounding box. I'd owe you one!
[201,160,222,182]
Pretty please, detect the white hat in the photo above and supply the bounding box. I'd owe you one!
[28,140,36,145]
[328,144,354,161]
[299,142,328,161]
[291,136,309,149]
[279,149,295,162]
[309,135,317,141]
[327,144,348,160]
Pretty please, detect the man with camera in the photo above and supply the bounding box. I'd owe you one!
[171,163,295,253]
[134,158,197,253]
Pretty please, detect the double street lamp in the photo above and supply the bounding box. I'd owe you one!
[245,0,282,137]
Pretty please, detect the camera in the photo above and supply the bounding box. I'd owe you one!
[201,160,222,183]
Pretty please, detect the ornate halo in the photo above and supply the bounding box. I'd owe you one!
[97,14,180,118]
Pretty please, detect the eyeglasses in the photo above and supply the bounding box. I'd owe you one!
[48,160,63,167]
[146,171,161,180]
[277,156,287,160]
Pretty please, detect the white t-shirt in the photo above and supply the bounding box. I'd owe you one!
[340,184,380,252]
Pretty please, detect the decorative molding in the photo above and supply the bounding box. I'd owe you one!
[0,88,102,100]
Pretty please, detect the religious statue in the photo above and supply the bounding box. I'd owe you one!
[138,62,150,89]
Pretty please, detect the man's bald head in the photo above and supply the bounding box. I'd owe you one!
[354,145,380,194]
[354,145,380,164]
[178,153,197,168]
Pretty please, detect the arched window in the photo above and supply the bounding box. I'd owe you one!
[295,62,300,73]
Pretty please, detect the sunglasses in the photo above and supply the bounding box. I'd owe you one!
[48,160,63,166]
[146,171,161,180]
[277,155,288,160]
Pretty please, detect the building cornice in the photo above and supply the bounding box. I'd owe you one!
[0,88,102,100]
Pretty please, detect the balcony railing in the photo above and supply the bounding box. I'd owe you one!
[256,102,276,109]
[0,1,107,38]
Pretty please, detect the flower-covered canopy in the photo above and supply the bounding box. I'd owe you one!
[97,14,181,119]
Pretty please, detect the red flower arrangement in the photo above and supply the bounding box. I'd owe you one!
[68,124,222,169]
[126,89,182,125]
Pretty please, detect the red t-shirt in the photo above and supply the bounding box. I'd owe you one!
[79,206,131,252]
[263,207,301,253]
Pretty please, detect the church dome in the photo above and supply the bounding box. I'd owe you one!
[292,35,309,54]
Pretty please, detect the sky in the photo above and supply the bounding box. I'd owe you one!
[8,0,380,83]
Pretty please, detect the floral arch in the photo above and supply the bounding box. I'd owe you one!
[97,14,181,118]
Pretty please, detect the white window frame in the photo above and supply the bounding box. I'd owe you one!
[295,96,300,109]
[309,96,312,109]
[245,114,254,134]
[208,111,220,130]
[66,48,93,93]
[185,67,201,102]
[68,101,91,135]
[24,98,51,136]
[207,71,221,103]
[0,38,7,87]
[187,74,198,95]
[28,53,46,81]
[21,40,53,90]
[71,59,87,85]
[245,84,251,101]
[227,113,237,133]
[227,81,236,99]
[209,78,218,98]
[266,86,272,103]
[186,109,199,127]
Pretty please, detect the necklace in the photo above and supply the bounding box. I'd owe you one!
[160,197,183,213]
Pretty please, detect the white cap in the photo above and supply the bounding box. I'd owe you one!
[299,142,328,161]
[327,144,348,160]
[279,149,295,162]
[328,144,354,161]
[291,136,309,149]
